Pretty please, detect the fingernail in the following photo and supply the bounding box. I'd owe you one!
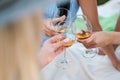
[63,38,69,43]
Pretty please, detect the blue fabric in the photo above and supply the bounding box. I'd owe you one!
[70,0,79,22]
[0,0,52,26]
[44,0,79,21]
[42,0,79,43]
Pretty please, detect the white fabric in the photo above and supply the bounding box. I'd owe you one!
[77,0,120,17]
[41,42,120,80]
[97,0,120,17]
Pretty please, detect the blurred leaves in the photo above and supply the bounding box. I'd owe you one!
[97,0,109,5]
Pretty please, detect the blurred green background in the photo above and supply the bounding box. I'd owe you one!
[75,0,119,32]
[75,14,119,31]
[97,0,109,5]
[97,0,119,31]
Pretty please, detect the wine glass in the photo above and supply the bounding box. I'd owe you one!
[50,8,72,27]
[54,21,75,70]
[54,20,72,34]
[72,15,98,59]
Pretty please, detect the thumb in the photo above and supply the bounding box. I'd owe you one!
[53,40,65,50]
[49,34,64,43]
[54,47,65,55]
[53,38,69,50]
[52,15,66,24]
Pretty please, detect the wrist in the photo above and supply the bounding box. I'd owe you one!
[109,32,120,45]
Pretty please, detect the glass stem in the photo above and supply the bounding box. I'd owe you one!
[64,49,66,59]
[63,49,67,63]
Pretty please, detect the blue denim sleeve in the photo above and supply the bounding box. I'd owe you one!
[44,0,79,20]
[70,0,79,22]
[41,3,58,44]
[44,3,58,18]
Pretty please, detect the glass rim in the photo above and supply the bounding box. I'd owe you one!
[53,7,72,19]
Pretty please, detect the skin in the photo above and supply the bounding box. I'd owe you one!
[38,34,68,68]
[44,0,102,35]
[103,16,120,70]
[78,0,102,31]
[43,0,120,70]
[44,0,104,55]
[78,31,120,48]
[114,16,120,32]
[43,15,65,36]
[113,16,120,49]
[78,0,120,70]
[78,31,120,70]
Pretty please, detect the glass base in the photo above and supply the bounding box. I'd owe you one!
[83,48,98,58]
[54,54,72,70]
[55,59,70,70]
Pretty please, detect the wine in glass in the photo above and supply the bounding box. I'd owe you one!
[54,21,71,34]
[73,15,98,58]
[54,21,75,70]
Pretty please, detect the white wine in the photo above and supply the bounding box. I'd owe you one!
[55,27,67,33]
[75,30,91,39]
[54,37,74,48]
[64,40,74,48]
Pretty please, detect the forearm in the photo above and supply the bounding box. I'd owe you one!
[114,16,120,32]
[101,32,120,70]
[103,45,120,70]
[78,0,102,31]
[109,32,120,45]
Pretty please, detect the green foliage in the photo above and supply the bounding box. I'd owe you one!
[99,14,120,31]
[75,14,120,32]
[97,0,109,5]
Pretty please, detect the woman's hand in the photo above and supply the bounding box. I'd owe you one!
[43,15,65,36]
[77,31,112,48]
[77,31,112,55]
[38,34,68,68]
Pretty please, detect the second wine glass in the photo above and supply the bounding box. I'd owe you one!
[73,15,98,59]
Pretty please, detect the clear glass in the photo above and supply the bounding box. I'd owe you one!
[50,8,72,27]
[72,15,98,59]
[54,21,75,70]
[49,8,75,69]
[54,21,72,34]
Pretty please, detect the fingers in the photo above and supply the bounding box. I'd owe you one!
[43,16,66,37]
[43,24,55,31]
[43,21,56,36]
[77,38,96,48]
[84,44,96,49]
[77,39,86,44]
[49,34,64,42]
[44,30,55,36]
[52,15,66,24]
[52,39,66,48]
[48,35,68,50]
[43,19,55,31]
[54,47,65,55]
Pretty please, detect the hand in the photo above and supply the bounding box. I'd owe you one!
[43,15,66,36]
[77,31,112,48]
[38,34,68,68]
[78,31,120,71]
[77,31,111,55]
